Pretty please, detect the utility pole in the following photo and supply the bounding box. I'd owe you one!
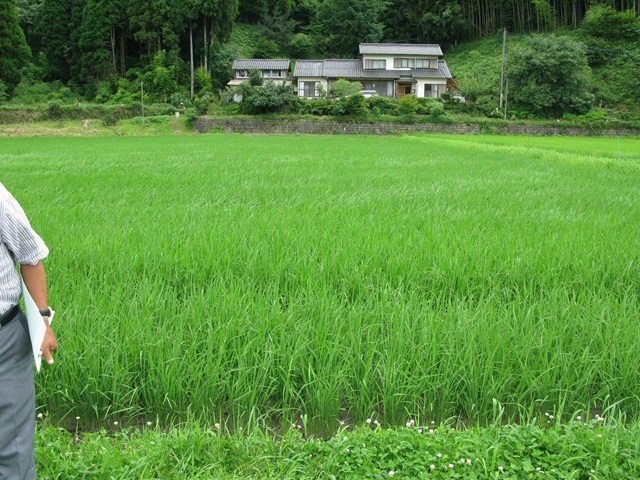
[499,28,507,109]
[504,78,509,120]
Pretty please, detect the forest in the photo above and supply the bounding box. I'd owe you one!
[1,0,639,117]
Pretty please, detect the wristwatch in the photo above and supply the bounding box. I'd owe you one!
[39,308,51,317]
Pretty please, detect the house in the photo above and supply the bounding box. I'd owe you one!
[227,59,291,87]
[293,43,452,99]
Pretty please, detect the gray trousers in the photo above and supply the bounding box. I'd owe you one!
[0,310,36,480]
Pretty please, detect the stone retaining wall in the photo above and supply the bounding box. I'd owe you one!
[194,118,639,137]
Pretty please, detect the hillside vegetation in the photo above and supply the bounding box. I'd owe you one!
[1,1,639,121]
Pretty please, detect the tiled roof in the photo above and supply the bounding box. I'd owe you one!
[412,61,452,79]
[322,60,363,78]
[359,43,443,56]
[232,59,290,70]
[293,60,325,77]
[293,59,452,80]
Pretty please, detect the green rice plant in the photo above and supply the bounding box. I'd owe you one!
[1,133,639,433]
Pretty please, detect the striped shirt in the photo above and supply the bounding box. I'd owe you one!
[0,183,49,315]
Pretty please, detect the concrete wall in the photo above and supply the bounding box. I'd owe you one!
[193,118,640,137]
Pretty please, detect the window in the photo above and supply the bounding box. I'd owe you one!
[263,69,281,78]
[236,70,248,78]
[424,84,440,98]
[365,59,386,69]
[394,58,416,68]
[301,81,319,97]
[416,59,432,68]
[363,81,389,96]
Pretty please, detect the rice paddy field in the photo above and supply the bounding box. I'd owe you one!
[2,133,640,438]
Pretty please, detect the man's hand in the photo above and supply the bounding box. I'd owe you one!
[41,324,58,365]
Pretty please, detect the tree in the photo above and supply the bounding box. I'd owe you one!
[329,79,362,97]
[15,0,42,48]
[581,4,640,42]
[237,81,297,114]
[248,69,263,86]
[78,0,129,82]
[253,37,281,58]
[0,0,31,94]
[506,35,593,117]
[39,0,83,82]
[317,0,388,57]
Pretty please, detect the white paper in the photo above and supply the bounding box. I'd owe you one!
[21,279,54,372]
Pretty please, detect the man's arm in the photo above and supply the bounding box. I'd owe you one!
[20,261,58,365]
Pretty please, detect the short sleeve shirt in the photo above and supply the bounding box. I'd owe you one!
[0,183,49,315]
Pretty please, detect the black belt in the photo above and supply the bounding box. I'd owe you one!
[0,305,20,328]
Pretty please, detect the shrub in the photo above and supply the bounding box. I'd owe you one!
[342,94,368,116]
[330,79,362,98]
[396,94,419,115]
[249,69,263,87]
[366,96,396,115]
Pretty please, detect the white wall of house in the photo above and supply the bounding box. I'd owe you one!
[415,79,448,98]
[296,78,328,97]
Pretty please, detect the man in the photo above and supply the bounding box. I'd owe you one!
[0,182,58,479]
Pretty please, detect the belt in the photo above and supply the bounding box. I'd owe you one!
[0,305,20,328]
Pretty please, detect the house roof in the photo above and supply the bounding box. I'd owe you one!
[293,59,452,80]
[232,59,290,70]
[293,60,325,77]
[359,43,443,56]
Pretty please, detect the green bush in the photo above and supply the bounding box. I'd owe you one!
[342,94,368,116]
[366,96,397,115]
[397,94,419,115]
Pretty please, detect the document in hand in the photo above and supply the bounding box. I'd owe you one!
[21,279,54,372]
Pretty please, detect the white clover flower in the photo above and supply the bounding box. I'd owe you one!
[366,418,372,424]
[449,464,454,469]
[467,459,472,465]
[214,423,220,429]
[536,467,541,471]
[374,420,380,426]
[37,413,43,419]
[437,453,442,458]
[418,429,423,434]
[549,415,554,419]
[406,422,411,427]
[292,424,297,428]
[498,466,504,471]
[346,448,350,453]
[576,415,582,420]
[545,412,549,417]
[591,470,595,473]
[429,429,434,434]
[460,459,466,464]
[343,436,348,441]
[113,421,118,426]
[76,416,80,420]
[430,465,435,470]
[388,471,395,477]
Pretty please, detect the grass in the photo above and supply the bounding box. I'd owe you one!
[35,413,640,479]
[1,134,639,438]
